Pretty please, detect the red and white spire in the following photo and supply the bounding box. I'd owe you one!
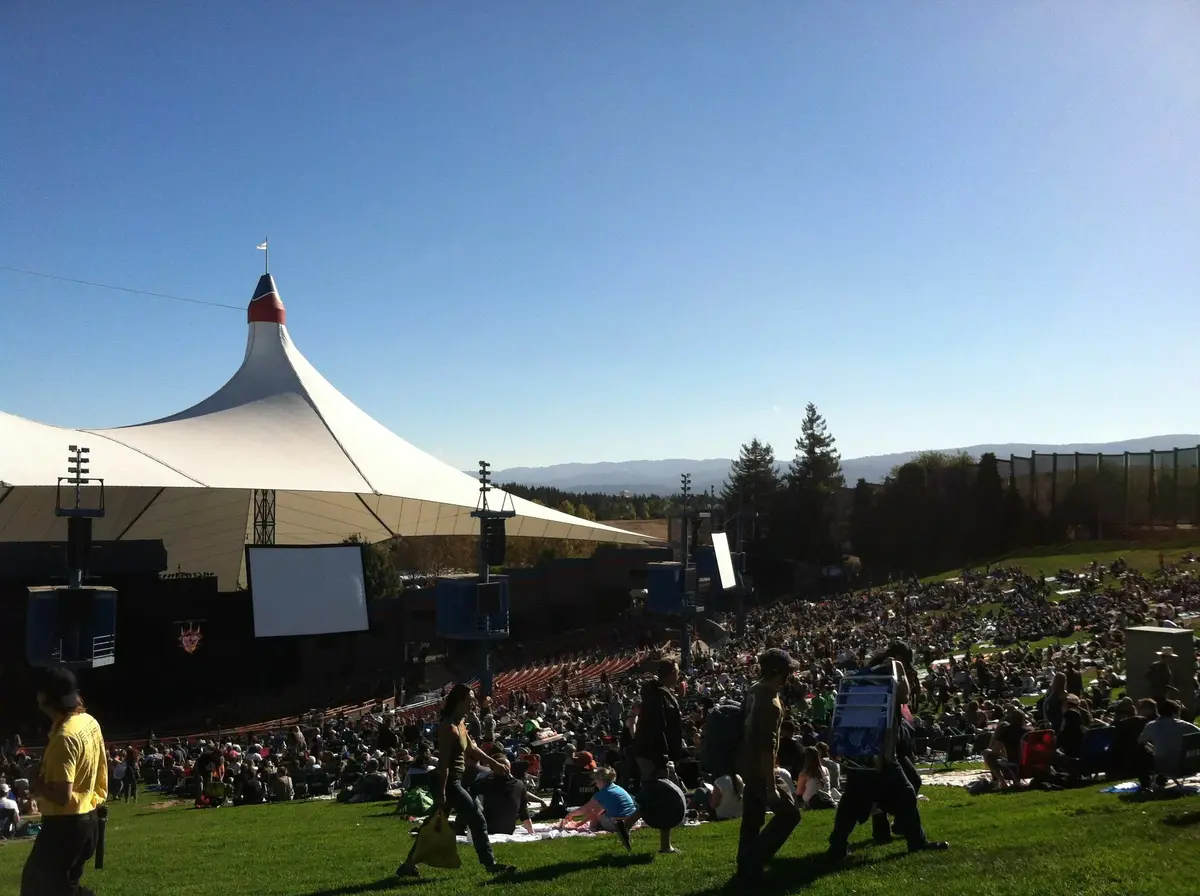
[247,273,286,325]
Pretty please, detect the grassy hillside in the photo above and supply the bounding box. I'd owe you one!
[923,535,1200,582]
[0,786,1195,896]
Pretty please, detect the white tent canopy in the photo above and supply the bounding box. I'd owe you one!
[0,274,646,589]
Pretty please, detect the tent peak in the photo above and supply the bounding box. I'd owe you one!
[247,273,286,325]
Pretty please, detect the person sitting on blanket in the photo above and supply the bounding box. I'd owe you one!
[559,766,635,851]
[475,753,538,837]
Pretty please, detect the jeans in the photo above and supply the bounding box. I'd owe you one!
[737,786,801,876]
[20,811,98,896]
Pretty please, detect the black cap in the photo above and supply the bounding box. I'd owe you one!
[759,648,800,676]
[37,666,80,711]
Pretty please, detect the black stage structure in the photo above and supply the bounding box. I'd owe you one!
[0,539,298,740]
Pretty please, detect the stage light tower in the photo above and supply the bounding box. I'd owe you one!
[470,460,515,696]
[56,445,105,589]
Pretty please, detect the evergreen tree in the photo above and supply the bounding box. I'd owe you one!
[721,437,782,510]
[787,403,845,493]
[772,403,845,563]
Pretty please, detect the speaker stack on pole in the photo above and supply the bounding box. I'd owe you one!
[26,446,118,669]
[432,461,515,696]
[643,474,708,671]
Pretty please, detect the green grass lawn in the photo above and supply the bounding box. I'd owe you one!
[2,787,1197,896]
[922,536,1200,582]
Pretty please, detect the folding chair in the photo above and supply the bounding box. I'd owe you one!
[539,752,567,792]
[1077,726,1116,780]
[563,772,597,808]
[829,662,901,771]
[0,807,16,840]
[922,734,973,772]
[1000,729,1056,785]
[1160,731,1200,791]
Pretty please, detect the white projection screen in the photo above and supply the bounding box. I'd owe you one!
[710,532,737,591]
[246,545,369,638]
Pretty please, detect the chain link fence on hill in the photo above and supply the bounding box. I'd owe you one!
[836,446,1200,543]
[987,446,1199,533]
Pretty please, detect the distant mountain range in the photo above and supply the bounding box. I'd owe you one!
[491,435,1200,496]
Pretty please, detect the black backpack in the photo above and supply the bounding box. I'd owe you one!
[701,701,744,778]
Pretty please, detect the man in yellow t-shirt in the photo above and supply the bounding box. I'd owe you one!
[22,666,108,896]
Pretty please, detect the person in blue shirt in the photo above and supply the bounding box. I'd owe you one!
[560,766,635,851]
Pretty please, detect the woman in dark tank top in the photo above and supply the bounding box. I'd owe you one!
[395,684,516,880]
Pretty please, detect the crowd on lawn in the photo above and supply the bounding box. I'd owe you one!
[3,556,1198,870]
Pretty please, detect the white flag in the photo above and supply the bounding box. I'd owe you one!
[256,241,268,251]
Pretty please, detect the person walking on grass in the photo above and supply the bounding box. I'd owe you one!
[632,658,685,855]
[395,684,516,880]
[828,659,949,860]
[735,649,803,883]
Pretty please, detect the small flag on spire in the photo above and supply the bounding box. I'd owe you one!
[256,241,268,251]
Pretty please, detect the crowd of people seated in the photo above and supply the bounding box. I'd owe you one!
[2,555,1197,860]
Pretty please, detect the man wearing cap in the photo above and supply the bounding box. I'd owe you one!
[1147,647,1178,708]
[735,648,802,883]
[22,666,108,896]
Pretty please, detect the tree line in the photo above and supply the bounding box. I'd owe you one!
[355,403,1191,587]
[498,483,719,522]
[510,401,1177,580]
[720,404,1191,580]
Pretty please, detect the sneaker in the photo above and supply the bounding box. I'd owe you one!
[395,864,420,878]
[615,821,632,853]
[909,840,949,853]
[489,864,517,878]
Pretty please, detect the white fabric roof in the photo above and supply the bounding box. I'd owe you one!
[0,275,646,588]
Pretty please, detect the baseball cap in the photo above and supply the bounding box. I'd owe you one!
[37,666,80,711]
[573,751,596,771]
[759,648,800,676]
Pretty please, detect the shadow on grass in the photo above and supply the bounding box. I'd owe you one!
[497,852,653,884]
[295,853,655,894]
[1163,810,1200,827]
[690,841,908,896]
[1118,786,1200,805]
[297,878,425,896]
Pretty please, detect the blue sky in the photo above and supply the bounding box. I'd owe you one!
[3,2,1198,471]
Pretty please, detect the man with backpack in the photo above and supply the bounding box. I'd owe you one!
[734,649,802,883]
